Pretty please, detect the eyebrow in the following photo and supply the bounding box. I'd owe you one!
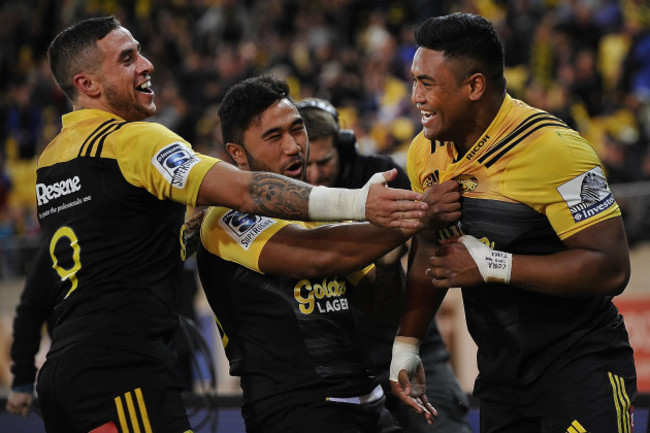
[118,42,141,60]
[260,118,304,139]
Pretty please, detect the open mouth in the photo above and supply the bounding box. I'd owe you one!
[136,80,153,94]
[285,160,304,178]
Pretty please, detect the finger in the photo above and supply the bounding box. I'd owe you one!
[381,186,424,203]
[397,370,413,396]
[385,218,424,230]
[382,168,398,182]
[420,394,438,417]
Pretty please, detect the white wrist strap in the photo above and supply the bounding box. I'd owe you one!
[459,235,512,284]
[308,172,387,221]
[389,336,421,382]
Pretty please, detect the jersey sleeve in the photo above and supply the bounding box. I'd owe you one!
[200,206,295,273]
[110,121,219,206]
[503,129,620,240]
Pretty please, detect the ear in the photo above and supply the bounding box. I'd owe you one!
[225,142,249,170]
[466,73,486,102]
[72,72,101,98]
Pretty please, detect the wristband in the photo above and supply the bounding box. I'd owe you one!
[389,336,421,382]
[308,172,387,221]
[459,235,512,284]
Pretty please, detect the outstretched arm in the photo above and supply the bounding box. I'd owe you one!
[258,222,414,279]
[427,217,630,296]
[197,163,426,229]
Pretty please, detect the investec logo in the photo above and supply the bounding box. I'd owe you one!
[36,176,81,205]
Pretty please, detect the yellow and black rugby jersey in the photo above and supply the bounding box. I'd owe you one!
[407,94,620,241]
[406,95,628,392]
[36,109,219,357]
[197,207,377,411]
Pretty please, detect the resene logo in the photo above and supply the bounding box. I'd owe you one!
[36,176,81,205]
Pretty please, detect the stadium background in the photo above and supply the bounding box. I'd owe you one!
[1,0,650,431]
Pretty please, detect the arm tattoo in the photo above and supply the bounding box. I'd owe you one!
[249,172,311,220]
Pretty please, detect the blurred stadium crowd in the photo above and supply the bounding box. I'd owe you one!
[1,0,650,276]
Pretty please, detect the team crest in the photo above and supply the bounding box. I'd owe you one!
[423,174,435,190]
[152,142,201,189]
[557,166,616,223]
[455,174,478,193]
[219,210,276,250]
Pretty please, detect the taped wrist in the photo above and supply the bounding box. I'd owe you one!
[459,235,512,284]
[389,336,421,382]
[308,172,387,221]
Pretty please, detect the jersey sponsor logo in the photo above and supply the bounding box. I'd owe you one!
[557,166,616,223]
[36,175,82,205]
[294,277,349,315]
[219,210,276,250]
[152,143,200,189]
[465,134,490,161]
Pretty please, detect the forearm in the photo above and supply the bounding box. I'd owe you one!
[262,223,412,278]
[398,235,447,338]
[447,218,630,297]
[510,248,629,297]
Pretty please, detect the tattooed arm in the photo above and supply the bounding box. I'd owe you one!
[196,162,426,228]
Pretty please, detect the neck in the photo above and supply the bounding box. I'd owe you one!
[455,91,505,157]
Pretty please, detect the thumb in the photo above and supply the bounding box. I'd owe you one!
[379,169,397,184]
[397,370,413,396]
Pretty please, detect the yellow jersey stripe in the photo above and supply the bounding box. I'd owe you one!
[215,315,229,347]
[114,395,130,433]
[124,391,142,433]
[134,388,153,433]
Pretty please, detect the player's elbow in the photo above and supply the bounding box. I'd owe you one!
[604,265,630,296]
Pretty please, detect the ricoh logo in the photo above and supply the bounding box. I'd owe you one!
[466,134,490,160]
[36,176,81,205]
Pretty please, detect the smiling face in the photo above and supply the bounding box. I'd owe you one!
[93,27,156,121]
[230,98,308,180]
[411,47,473,146]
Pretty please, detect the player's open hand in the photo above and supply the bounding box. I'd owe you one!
[389,365,438,425]
[364,169,427,229]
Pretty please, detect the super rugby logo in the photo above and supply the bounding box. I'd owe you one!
[36,176,81,205]
[219,210,276,251]
[557,166,616,222]
[152,142,200,189]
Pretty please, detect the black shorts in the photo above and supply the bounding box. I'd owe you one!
[36,343,193,433]
[479,347,636,433]
[245,394,401,433]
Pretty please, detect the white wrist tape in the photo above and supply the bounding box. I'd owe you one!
[459,235,512,284]
[389,336,421,382]
[308,172,387,221]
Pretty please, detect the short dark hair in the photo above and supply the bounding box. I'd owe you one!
[415,13,506,93]
[218,74,292,146]
[47,16,121,101]
[296,98,340,141]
